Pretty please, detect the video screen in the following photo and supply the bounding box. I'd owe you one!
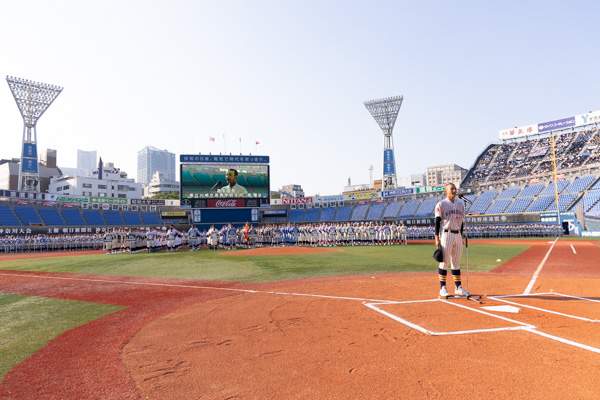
[180,163,270,208]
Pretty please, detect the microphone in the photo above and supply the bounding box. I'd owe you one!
[458,194,472,204]
[210,180,222,191]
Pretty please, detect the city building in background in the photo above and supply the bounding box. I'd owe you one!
[0,149,62,193]
[143,171,179,198]
[77,149,97,176]
[137,146,176,186]
[397,173,427,188]
[426,164,467,187]
[279,184,305,198]
[49,161,142,198]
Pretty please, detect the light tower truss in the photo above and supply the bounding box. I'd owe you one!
[6,76,63,192]
[364,95,403,191]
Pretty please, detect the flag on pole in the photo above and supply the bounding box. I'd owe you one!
[209,136,215,142]
[256,141,260,145]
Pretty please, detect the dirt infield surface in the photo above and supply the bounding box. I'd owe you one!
[1,239,600,399]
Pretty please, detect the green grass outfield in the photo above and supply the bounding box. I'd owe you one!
[0,241,534,381]
[0,242,530,282]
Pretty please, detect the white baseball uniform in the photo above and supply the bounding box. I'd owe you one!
[435,198,465,271]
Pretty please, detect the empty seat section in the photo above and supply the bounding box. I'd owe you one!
[540,179,569,195]
[14,206,42,225]
[366,203,385,220]
[545,193,578,212]
[103,210,124,225]
[38,208,65,226]
[563,175,596,193]
[304,208,320,222]
[382,202,402,218]
[83,210,106,225]
[504,197,533,214]
[467,191,498,214]
[497,187,521,199]
[351,204,369,220]
[141,212,160,225]
[0,205,22,226]
[526,195,555,212]
[319,207,335,222]
[485,198,512,214]
[62,208,87,225]
[334,206,352,221]
[289,209,305,222]
[414,198,438,217]
[518,183,544,197]
[123,211,142,225]
[398,200,420,218]
[582,190,600,212]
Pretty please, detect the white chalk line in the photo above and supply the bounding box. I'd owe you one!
[523,237,559,295]
[570,243,577,254]
[2,272,600,354]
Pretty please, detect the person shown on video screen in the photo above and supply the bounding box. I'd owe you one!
[217,168,248,197]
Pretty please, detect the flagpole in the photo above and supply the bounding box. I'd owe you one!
[239,138,242,154]
[223,133,227,154]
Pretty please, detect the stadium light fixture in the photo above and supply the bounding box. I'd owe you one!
[364,95,403,191]
[6,75,63,192]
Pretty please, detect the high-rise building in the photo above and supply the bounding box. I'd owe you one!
[426,164,467,188]
[77,150,97,176]
[137,146,176,186]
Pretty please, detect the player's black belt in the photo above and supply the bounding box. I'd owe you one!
[444,229,460,234]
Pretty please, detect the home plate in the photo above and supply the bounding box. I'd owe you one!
[482,305,520,313]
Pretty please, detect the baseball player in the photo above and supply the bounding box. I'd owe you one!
[434,183,469,298]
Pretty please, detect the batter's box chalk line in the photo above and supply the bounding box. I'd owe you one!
[363,292,600,355]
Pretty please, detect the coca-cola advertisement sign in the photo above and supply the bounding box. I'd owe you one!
[208,199,245,208]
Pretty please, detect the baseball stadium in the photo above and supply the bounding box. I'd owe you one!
[2,88,600,399]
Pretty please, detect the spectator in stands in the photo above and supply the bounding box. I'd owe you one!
[217,169,248,197]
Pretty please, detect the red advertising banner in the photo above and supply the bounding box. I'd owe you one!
[207,199,246,208]
[282,197,313,204]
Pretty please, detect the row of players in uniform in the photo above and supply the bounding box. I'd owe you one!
[0,234,105,253]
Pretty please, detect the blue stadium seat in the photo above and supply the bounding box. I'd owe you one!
[398,200,420,218]
[545,193,578,212]
[582,190,600,212]
[38,208,66,226]
[467,191,498,214]
[334,206,352,221]
[14,206,43,226]
[563,175,595,193]
[485,198,512,214]
[540,179,569,196]
[497,187,521,199]
[0,204,23,226]
[414,198,438,217]
[62,208,87,225]
[319,207,335,222]
[123,211,143,225]
[526,195,555,212]
[83,210,106,225]
[351,204,369,220]
[504,197,533,214]
[304,208,320,222]
[366,203,385,220]
[103,210,124,225]
[518,183,544,197]
[141,212,160,225]
[382,201,402,218]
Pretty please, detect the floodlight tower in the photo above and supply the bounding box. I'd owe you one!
[6,76,63,192]
[364,95,403,191]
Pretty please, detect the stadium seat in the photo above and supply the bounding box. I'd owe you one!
[504,197,533,214]
[319,207,335,222]
[14,206,43,226]
[304,208,320,222]
[366,203,385,220]
[62,208,87,225]
[0,204,23,226]
[382,201,402,219]
[398,200,420,218]
[141,212,160,225]
[123,211,143,225]
[332,206,349,221]
[38,207,66,226]
[83,210,106,225]
[414,198,438,217]
[351,204,369,221]
[103,210,125,225]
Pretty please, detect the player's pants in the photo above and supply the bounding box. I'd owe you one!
[438,231,463,271]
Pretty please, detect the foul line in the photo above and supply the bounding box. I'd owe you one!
[523,237,559,295]
[570,243,577,254]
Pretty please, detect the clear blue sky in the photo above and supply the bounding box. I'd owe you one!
[1,0,599,195]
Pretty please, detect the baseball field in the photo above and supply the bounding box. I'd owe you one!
[1,237,599,399]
